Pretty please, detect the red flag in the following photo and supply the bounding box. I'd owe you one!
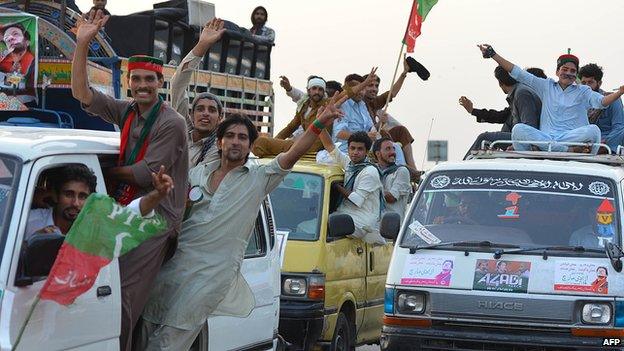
[403,0,439,53]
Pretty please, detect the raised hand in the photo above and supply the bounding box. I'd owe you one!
[199,18,225,46]
[316,97,345,126]
[279,76,292,91]
[151,165,173,198]
[351,66,378,95]
[477,44,496,59]
[75,9,109,44]
[458,96,474,113]
[402,53,410,73]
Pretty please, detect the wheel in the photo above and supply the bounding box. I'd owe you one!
[189,322,209,351]
[330,312,354,351]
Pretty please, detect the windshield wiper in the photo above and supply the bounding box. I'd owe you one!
[403,240,520,254]
[493,245,605,259]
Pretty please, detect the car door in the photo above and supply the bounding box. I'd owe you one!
[2,155,120,350]
[208,207,277,350]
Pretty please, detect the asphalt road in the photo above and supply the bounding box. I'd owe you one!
[357,345,380,351]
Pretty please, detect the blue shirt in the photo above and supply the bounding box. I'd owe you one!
[333,98,373,152]
[510,65,606,136]
[593,90,624,150]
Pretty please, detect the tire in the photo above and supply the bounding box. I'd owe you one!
[330,312,354,351]
[189,323,209,351]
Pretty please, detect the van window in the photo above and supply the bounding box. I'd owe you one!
[404,170,618,254]
[0,155,20,265]
[245,213,267,258]
[270,172,323,241]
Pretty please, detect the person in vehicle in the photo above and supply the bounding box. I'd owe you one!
[72,10,189,350]
[460,66,542,157]
[170,18,226,167]
[579,63,624,152]
[249,6,275,43]
[373,137,411,222]
[26,164,174,240]
[433,192,480,225]
[318,128,386,245]
[478,44,624,153]
[139,96,347,350]
[569,200,616,248]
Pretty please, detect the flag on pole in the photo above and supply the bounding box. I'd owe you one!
[403,0,438,53]
[39,193,167,305]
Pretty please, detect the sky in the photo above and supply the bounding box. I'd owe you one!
[75,0,624,168]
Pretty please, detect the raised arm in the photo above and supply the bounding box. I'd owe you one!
[71,10,109,105]
[318,128,335,153]
[601,86,624,107]
[138,166,173,216]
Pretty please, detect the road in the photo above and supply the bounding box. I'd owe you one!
[357,345,380,351]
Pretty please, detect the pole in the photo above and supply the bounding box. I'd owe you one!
[12,295,40,351]
[421,117,434,171]
[379,42,405,131]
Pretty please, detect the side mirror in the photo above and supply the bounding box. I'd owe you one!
[328,213,355,240]
[380,212,401,241]
[606,242,623,272]
[23,233,64,277]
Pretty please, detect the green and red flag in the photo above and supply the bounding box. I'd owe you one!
[39,193,167,305]
[403,0,438,53]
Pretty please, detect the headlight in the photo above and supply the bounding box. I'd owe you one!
[582,303,611,324]
[283,277,307,296]
[396,292,425,314]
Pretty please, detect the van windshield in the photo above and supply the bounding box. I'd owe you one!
[270,172,323,241]
[0,155,20,263]
[403,170,618,254]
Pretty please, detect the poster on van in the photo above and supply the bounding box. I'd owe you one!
[553,261,608,295]
[400,255,454,287]
[0,13,38,104]
[472,259,531,293]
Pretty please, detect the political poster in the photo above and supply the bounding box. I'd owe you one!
[473,259,531,293]
[0,13,38,105]
[401,255,454,287]
[554,260,608,295]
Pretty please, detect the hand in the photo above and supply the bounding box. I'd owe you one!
[368,131,380,140]
[402,53,410,74]
[477,44,496,59]
[279,76,292,92]
[459,96,474,113]
[199,18,225,46]
[35,225,61,235]
[353,66,379,94]
[75,9,110,44]
[316,99,345,126]
[378,111,390,124]
[151,165,173,198]
[618,85,624,95]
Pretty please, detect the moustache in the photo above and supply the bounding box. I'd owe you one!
[562,73,576,80]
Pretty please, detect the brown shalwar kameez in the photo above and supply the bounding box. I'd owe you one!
[82,88,189,351]
[366,91,415,146]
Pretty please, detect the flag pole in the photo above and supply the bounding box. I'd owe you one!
[421,117,434,171]
[12,295,40,351]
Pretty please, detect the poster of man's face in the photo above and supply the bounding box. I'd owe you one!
[0,14,38,104]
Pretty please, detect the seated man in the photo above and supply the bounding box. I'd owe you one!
[25,164,172,240]
[373,137,411,223]
[319,129,386,245]
[459,66,542,158]
[478,44,624,153]
[253,71,376,157]
[579,63,624,152]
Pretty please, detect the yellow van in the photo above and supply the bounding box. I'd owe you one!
[262,158,397,350]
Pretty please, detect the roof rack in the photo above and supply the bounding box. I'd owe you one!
[466,140,624,166]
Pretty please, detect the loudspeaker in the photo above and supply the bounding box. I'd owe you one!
[154,0,215,27]
[106,15,155,58]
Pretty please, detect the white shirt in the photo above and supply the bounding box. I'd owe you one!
[382,166,412,222]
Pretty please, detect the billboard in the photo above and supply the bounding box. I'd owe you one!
[0,13,38,105]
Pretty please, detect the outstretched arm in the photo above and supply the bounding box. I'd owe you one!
[477,44,514,73]
[388,55,410,99]
[71,10,109,105]
[601,86,624,107]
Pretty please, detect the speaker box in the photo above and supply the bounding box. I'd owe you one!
[154,0,215,27]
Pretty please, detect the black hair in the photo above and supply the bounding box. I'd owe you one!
[344,73,364,84]
[494,66,517,87]
[251,6,268,24]
[526,67,547,79]
[348,131,372,150]
[597,266,608,276]
[50,164,97,194]
[326,80,343,93]
[216,114,259,146]
[1,23,30,41]
[579,63,604,82]
[372,137,394,154]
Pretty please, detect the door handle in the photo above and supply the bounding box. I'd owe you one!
[97,285,112,297]
[369,252,375,271]
[356,247,364,255]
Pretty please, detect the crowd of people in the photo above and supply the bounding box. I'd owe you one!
[460,44,624,156]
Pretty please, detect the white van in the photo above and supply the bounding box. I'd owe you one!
[381,150,624,350]
[0,127,280,350]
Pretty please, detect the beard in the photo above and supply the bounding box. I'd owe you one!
[224,148,247,162]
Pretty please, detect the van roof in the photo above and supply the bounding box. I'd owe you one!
[258,157,344,178]
[468,150,624,167]
[0,127,119,161]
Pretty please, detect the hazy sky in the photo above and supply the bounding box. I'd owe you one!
[75,0,624,168]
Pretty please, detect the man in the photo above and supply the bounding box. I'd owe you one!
[171,18,226,166]
[0,22,35,99]
[249,6,274,43]
[333,74,378,151]
[459,66,542,157]
[579,63,624,152]
[326,80,343,98]
[478,44,624,153]
[363,57,418,171]
[319,128,386,245]
[139,96,346,350]
[373,137,411,222]
[71,10,188,351]
[26,164,174,239]
[90,0,110,16]
[253,70,376,157]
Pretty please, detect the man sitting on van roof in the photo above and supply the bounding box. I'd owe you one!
[319,128,386,245]
[373,137,411,223]
[478,44,624,153]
